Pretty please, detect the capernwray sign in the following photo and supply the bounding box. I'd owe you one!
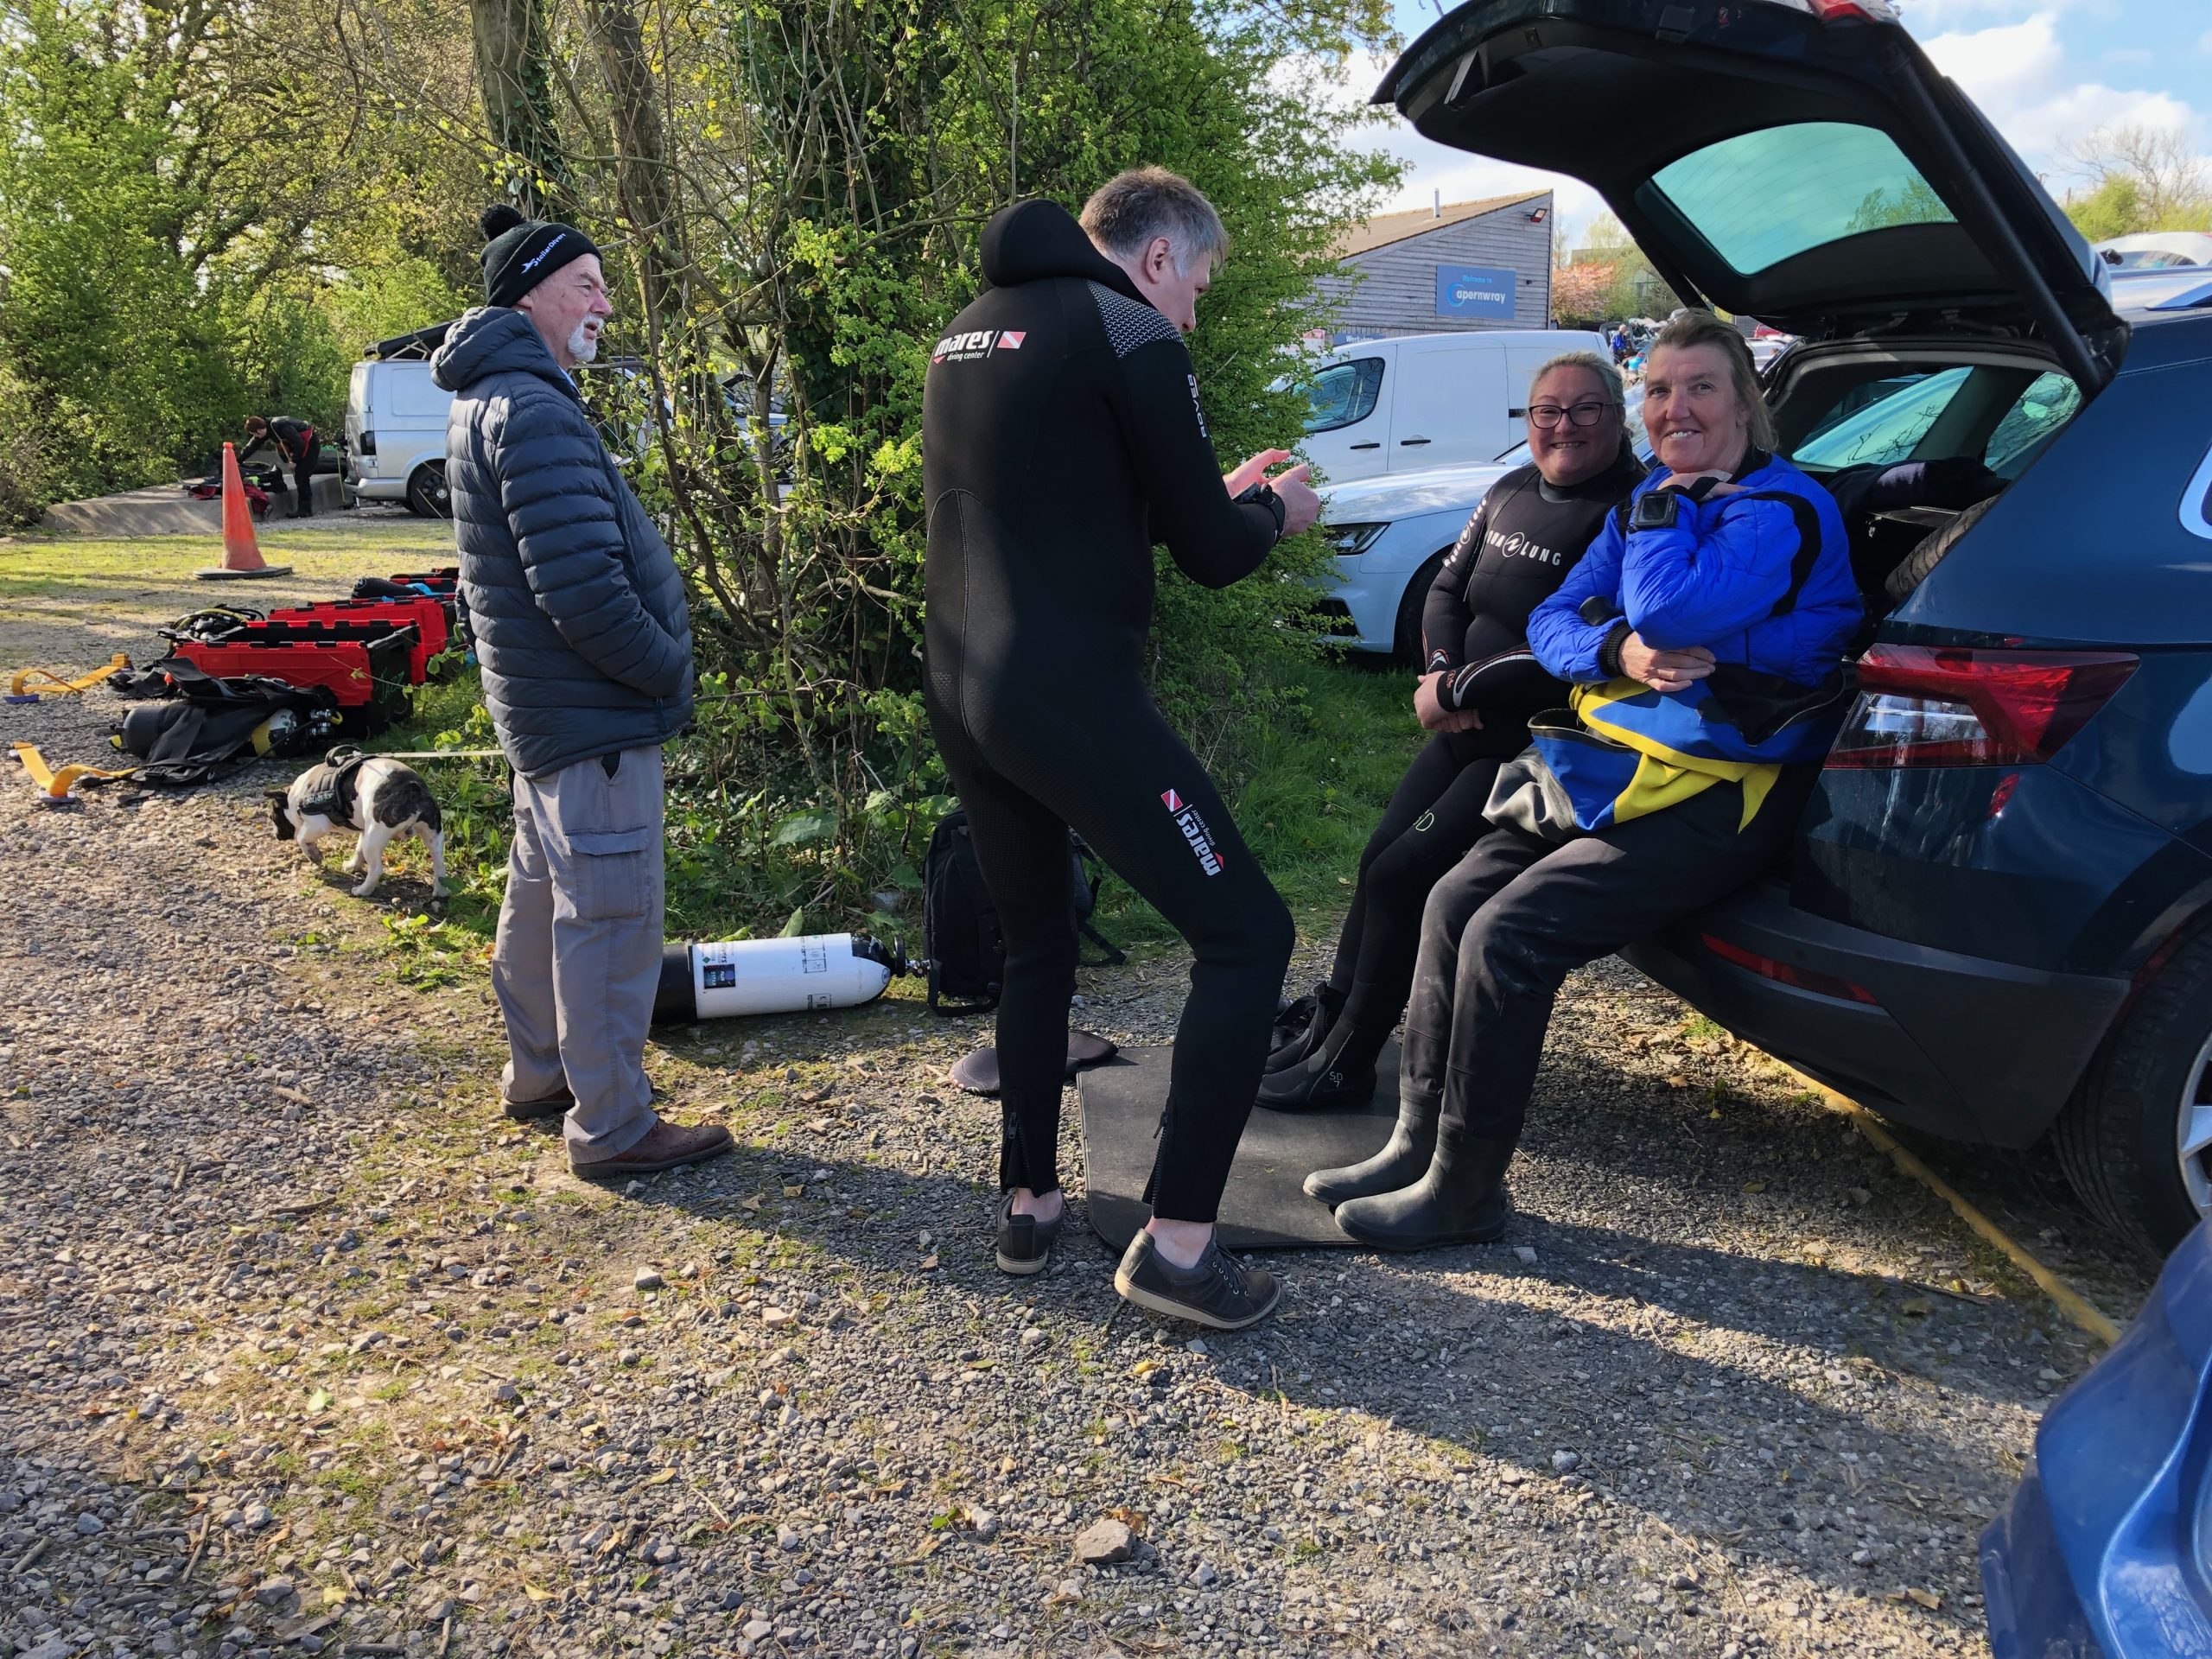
[1434,263,1516,321]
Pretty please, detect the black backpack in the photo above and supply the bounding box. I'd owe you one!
[921,806,1123,1016]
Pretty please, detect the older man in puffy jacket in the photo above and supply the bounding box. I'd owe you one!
[430,204,730,1179]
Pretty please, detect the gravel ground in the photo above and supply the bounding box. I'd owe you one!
[0,561,2161,1659]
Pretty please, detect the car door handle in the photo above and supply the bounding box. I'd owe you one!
[1349,442,1382,450]
[1400,437,1431,446]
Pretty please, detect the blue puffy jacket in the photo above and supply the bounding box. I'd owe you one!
[1528,450,1860,688]
[431,308,694,779]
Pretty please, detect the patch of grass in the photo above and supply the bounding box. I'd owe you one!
[1097,652,1424,949]
[0,517,454,623]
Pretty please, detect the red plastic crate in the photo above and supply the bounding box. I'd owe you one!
[211,618,429,685]
[272,597,449,674]
[171,634,412,735]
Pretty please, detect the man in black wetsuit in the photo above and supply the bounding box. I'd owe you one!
[1263,353,1643,1120]
[923,168,1320,1329]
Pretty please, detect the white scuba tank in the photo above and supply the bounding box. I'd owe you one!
[652,934,908,1023]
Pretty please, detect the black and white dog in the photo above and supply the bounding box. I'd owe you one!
[268,753,448,899]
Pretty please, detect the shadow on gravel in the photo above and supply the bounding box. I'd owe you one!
[582,1118,2021,1627]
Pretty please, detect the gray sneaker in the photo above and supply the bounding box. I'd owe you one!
[1114,1230,1281,1331]
[995,1192,1063,1276]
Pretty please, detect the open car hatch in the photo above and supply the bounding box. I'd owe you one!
[1375,0,2122,387]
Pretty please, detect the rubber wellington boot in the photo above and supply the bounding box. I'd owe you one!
[1264,982,1343,1074]
[1256,1018,1377,1113]
[1331,1128,1516,1250]
[1301,1094,1439,1207]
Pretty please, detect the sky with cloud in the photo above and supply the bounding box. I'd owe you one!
[1358,0,2212,237]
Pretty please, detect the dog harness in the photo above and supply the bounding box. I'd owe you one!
[296,753,371,826]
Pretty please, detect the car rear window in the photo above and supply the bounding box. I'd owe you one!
[1791,371,1970,472]
[1644,123,1955,276]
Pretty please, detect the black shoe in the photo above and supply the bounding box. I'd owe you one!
[1257,1022,1376,1113]
[1114,1231,1281,1331]
[995,1191,1064,1276]
[503,1087,574,1122]
[1304,1095,1440,1207]
[1265,982,1342,1073]
[1332,1130,1516,1251]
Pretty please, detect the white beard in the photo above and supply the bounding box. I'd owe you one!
[567,323,600,365]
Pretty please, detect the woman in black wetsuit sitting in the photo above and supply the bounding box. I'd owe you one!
[1261,352,1644,1109]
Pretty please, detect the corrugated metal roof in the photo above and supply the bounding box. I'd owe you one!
[1332,191,1549,259]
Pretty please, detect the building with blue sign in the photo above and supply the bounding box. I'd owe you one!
[1313,189,1555,345]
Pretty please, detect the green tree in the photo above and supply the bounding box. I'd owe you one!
[2061,125,2211,239]
[0,0,480,518]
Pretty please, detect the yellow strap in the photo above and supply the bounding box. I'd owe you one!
[10,741,139,801]
[9,653,130,697]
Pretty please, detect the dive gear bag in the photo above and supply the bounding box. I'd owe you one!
[920,805,1123,1016]
[108,660,340,785]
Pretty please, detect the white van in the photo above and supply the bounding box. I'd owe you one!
[1297,328,1608,483]
[343,322,460,517]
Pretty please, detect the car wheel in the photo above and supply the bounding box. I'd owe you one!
[1883,494,1997,606]
[2054,929,2212,1255]
[406,461,452,519]
[1392,549,1451,664]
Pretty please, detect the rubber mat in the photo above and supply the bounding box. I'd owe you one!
[1076,1043,1400,1251]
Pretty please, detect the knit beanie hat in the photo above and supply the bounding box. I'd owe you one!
[480,203,602,308]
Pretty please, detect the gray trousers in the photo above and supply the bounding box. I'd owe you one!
[493,745,665,1156]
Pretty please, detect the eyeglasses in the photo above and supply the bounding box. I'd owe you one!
[1528,402,1614,429]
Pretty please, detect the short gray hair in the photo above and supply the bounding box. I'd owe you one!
[1649,308,1777,450]
[1530,350,1625,410]
[1080,168,1227,278]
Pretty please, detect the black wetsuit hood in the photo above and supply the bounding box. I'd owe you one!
[978,200,1146,305]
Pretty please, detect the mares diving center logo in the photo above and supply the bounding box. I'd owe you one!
[1161,787,1224,876]
[931,328,1025,364]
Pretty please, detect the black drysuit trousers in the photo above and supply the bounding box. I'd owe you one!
[1401,768,1812,1143]
[1327,721,1529,1051]
[932,678,1292,1223]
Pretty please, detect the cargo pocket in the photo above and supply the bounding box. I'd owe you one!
[567,826,656,920]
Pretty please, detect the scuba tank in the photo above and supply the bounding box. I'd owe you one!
[652,933,912,1025]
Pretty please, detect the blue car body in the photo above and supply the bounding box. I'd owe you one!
[1982,1222,2212,1658]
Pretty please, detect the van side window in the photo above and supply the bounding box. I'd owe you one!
[1305,358,1384,434]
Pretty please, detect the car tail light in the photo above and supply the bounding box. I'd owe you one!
[1786,0,1898,20]
[356,431,377,457]
[1825,645,2137,770]
[1700,933,1880,1006]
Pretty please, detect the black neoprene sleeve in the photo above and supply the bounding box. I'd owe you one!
[1112,334,1281,588]
[1421,498,1489,671]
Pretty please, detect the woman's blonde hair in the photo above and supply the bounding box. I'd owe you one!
[1649,309,1777,451]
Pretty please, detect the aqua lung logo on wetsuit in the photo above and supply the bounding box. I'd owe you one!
[1488,526,1565,567]
[1161,788,1224,876]
[931,329,1026,364]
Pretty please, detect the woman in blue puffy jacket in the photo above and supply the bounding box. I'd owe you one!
[1306,310,1862,1249]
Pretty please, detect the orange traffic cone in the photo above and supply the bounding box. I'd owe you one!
[194,442,294,581]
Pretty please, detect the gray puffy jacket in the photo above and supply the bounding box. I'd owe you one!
[432,308,695,779]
